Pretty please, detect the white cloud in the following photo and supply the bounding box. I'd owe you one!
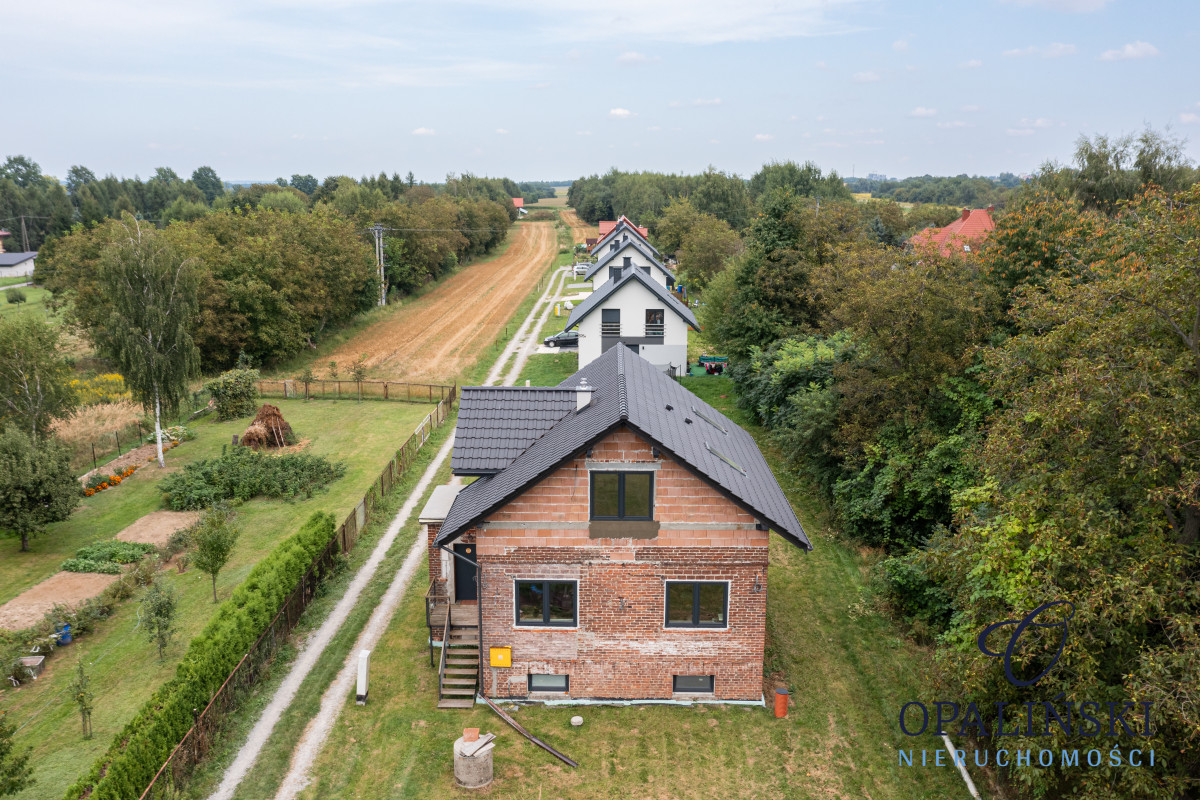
[961,104,981,112]
[495,128,508,134]
[910,106,937,117]
[576,130,592,136]
[1180,112,1200,124]
[616,50,652,64]
[754,133,774,141]
[1004,42,1076,58]
[648,125,662,131]
[852,70,881,82]
[999,0,1111,10]
[893,39,908,52]
[531,82,551,89]
[937,120,970,128]
[411,127,435,136]
[960,59,983,68]
[815,60,829,70]
[609,107,634,118]
[709,139,720,144]
[1100,41,1159,61]
[1007,128,1036,136]
[692,97,722,106]
[1019,117,1055,128]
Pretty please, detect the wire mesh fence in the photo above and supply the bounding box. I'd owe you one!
[138,393,454,800]
[255,379,455,404]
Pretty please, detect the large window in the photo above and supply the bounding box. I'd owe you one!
[665,581,728,628]
[528,674,569,693]
[590,472,653,520]
[645,308,665,338]
[673,675,715,693]
[515,580,577,627]
[601,308,621,337]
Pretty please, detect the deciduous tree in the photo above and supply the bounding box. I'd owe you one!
[0,426,78,552]
[190,504,240,603]
[0,317,76,443]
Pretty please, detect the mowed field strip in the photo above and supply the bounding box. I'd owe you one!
[324,221,557,383]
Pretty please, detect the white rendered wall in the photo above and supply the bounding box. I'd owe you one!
[575,279,689,372]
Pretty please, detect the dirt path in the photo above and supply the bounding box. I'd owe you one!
[0,572,119,631]
[560,208,594,245]
[324,222,556,383]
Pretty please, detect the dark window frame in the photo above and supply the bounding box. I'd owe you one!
[664,581,729,629]
[673,675,715,693]
[528,673,570,693]
[589,471,654,521]
[514,579,578,627]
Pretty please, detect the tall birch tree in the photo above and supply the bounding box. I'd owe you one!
[96,217,200,467]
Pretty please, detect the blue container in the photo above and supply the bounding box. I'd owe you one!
[55,623,72,646]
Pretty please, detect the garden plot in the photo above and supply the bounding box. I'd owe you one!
[0,572,118,631]
[115,510,199,547]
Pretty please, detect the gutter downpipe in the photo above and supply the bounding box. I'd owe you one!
[439,543,484,701]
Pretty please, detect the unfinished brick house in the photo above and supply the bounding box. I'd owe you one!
[421,346,810,708]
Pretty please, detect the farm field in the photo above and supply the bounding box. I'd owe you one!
[560,207,594,245]
[286,379,968,800]
[318,221,557,384]
[0,397,439,800]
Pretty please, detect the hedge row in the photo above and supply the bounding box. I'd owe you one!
[64,511,337,800]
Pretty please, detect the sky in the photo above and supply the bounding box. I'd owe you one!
[4,0,1199,184]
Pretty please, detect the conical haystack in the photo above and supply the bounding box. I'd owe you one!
[240,404,295,449]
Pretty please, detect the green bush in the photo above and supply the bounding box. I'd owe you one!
[60,558,121,575]
[158,447,346,511]
[64,512,336,800]
[4,288,26,305]
[203,368,260,421]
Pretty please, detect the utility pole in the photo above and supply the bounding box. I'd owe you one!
[20,215,29,253]
[371,223,386,306]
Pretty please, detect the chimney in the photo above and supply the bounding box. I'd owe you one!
[961,208,970,221]
[986,204,995,215]
[610,241,618,252]
[623,256,632,267]
[576,378,594,411]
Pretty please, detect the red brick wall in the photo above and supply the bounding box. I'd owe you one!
[468,425,771,702]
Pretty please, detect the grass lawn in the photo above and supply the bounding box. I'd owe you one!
[284,382,971,800]
[515,351,577,388]
[0,275,32,288]
[0,286,56,322]
[0,398,440,800]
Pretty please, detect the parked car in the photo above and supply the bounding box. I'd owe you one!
[572,263,590,277]
[543,330,580,348]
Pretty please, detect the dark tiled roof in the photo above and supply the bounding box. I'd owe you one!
[596,216,655,253]
[585,238,673,283]
[437,347,810,550]
[450,387,577,474]
[0,252,36,267]
[565,267,698,332]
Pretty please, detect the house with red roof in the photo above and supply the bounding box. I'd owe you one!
[909,206,995,257]
[593,215,652,253]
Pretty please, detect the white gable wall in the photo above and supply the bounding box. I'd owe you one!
[596,241,668,287]
[577,278,689,373]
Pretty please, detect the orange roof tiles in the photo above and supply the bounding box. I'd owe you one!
[909,207,995,257]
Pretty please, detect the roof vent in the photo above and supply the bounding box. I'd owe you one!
[576,378,594,412]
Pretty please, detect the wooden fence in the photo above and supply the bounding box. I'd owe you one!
[256,379,456,404]
[138,394,454,800]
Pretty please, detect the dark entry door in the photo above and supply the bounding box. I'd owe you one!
[453,543,478,601]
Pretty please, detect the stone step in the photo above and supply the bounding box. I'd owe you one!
[438,698,475,709]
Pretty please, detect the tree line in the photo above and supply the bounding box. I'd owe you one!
[697,128,1200,799]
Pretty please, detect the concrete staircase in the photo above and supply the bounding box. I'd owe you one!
[437,621,479,709]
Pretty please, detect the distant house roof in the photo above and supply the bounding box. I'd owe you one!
[597,216,651,246]
[512,197,524,208]
[450,387,578,475]
[565,266,698,332]
[909,207,995,256]
[0,252,36,267]
[585,237,675,283]
[436,346,811,550]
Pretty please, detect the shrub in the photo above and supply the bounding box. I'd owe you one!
[60,558,121,575]
[60,541,155,574]
[4,288,26,305]
[203,368,260,421]
[65,513,337,800]
[145,425,195,444]
[158,448,345,510]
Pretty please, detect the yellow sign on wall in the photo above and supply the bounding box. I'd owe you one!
[489,646,511,668]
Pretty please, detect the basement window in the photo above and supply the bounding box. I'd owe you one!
[515,580,577,627]
[673,675,715,693]
[528,674,569,693]
[665,581,728,628]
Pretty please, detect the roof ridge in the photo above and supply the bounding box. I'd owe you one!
[616,347,629,418]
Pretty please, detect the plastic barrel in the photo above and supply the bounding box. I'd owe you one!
[774,687,789,718]
[56,623,72,646]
